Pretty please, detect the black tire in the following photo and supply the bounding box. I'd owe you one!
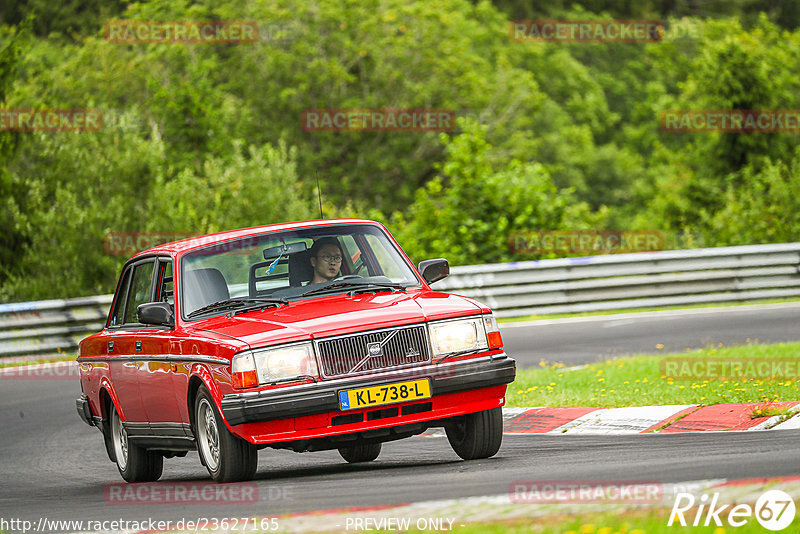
[338,442,382,463]
[110,404,163,482]
[445,407,503,460]
[195,386,258,482]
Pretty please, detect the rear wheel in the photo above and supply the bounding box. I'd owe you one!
[110,404,163,482]
[195,386,258,482]
[338,442,382,463]
[445,407,503,460]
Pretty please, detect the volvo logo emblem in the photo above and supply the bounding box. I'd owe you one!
[367,342,383,357]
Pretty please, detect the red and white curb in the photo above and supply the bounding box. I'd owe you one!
[499,402,800,434]
[423,402,800,437]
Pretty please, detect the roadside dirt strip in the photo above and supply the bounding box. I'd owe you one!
[128,476,800,533]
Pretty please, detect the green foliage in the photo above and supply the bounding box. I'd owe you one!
[389,120,602,265]
[0,122,168,301]
[706,155,800,246]
[2,1,800,301]
[0,21,31,287]
[146,140,313,233]
[0,0,127,38]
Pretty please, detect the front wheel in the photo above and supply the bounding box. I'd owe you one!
[110,403,163,482]
[195,386,258,482]
[338,442,382,463]
[445,407,503,460]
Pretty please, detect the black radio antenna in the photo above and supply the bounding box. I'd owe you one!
[316,170,324,219]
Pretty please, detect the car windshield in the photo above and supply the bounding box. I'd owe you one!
[180,224,421,318]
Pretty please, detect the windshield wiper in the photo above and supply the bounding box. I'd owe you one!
[187,297,287,318]
[227,298,289,317]
[298,280,406,298]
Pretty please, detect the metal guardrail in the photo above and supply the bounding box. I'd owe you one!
[0,295,113,359]
[431,242,800,318]
[2,243,800,358]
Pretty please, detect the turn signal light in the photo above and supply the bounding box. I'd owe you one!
[232,352,258,389]
[484,314,503,349]
[232,369,258,389]
[487,330,503,349]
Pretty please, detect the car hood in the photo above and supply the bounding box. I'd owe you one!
[187,290,485,349]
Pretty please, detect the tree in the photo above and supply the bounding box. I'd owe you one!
[389,119,602,265]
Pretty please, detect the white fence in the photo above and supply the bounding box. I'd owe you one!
[2,243,799,358]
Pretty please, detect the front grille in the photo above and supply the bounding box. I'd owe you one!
[316,324,430,378]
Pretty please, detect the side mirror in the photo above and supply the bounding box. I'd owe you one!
[418,258,449,284]
[137,302,174,327]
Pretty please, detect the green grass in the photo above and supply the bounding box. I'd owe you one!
[404,507,800,533]
[497,296,800,323]
[506,342,800,408]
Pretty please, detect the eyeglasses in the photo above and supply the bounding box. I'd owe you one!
[318,254,342,263]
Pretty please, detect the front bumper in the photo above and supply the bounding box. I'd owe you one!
[221,353,515,426]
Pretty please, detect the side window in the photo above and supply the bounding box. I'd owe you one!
[109,268,132,327]
[123,261,156,324]
[157,260,174,306]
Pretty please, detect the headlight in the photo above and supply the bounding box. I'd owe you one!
[231,342,319,388]
[428,317,488,359]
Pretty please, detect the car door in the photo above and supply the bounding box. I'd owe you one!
[106,259,155,424]
[138,258,186,433]
[139,258,185,432]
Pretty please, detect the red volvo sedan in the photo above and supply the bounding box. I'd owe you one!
[76,219,516,482]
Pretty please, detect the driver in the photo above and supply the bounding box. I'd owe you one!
[309,237,343,284]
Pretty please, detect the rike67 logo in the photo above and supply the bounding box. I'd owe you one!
[669,490,796,531]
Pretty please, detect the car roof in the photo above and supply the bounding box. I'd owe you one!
[131,219,384,258]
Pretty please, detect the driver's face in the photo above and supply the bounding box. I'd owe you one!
[310,244,342,283]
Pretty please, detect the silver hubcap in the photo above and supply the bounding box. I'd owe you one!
[198,399,220,471]
[112,408,128,470]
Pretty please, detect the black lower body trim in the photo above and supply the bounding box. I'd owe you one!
[123,421,195,451]
[222,355,516,426]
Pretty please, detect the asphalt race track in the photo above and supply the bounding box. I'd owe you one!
[2,303,800,531]
[3,378,800,531]
[502,302,800,367]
